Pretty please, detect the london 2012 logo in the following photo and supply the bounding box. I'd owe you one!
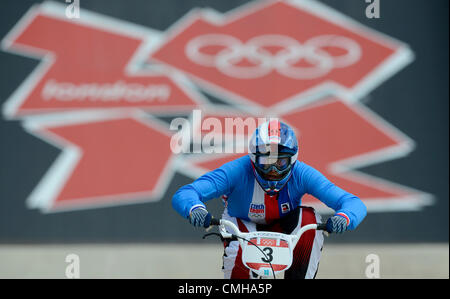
[1,0,432,213]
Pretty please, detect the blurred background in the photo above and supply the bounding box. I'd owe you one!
[0,0,448,278]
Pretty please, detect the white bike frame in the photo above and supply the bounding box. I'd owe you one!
[213,219,326,279]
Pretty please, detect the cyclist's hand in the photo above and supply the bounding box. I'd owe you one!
[189,206,212,228]
[326,215,348,234]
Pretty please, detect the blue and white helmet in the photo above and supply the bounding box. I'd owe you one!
[248,119,298,194]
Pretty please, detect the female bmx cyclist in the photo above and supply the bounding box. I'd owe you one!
[172,119,367,279]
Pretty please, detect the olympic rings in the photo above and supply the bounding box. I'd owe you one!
[185,34,361,79]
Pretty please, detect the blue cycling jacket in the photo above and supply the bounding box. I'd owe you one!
[172,155,367,230]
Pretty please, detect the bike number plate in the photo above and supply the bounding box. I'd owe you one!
[241,233,294,277]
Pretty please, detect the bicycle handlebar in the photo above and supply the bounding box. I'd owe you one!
[209,217,330,232]
[209,218,221,226]
[316,222,328,231]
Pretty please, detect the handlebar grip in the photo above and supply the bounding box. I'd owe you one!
[317,223,328,231]
[209,218,220,226]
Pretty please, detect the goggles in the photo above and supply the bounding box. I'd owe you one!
[254,154,292,174]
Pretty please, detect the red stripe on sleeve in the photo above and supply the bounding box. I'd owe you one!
[336,212,350,226]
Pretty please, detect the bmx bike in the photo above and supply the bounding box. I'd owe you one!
[204,217,330,279]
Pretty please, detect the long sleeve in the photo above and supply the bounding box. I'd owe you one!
[301,163,367,230]
[172,156,248,219]
[172,167,231,218]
